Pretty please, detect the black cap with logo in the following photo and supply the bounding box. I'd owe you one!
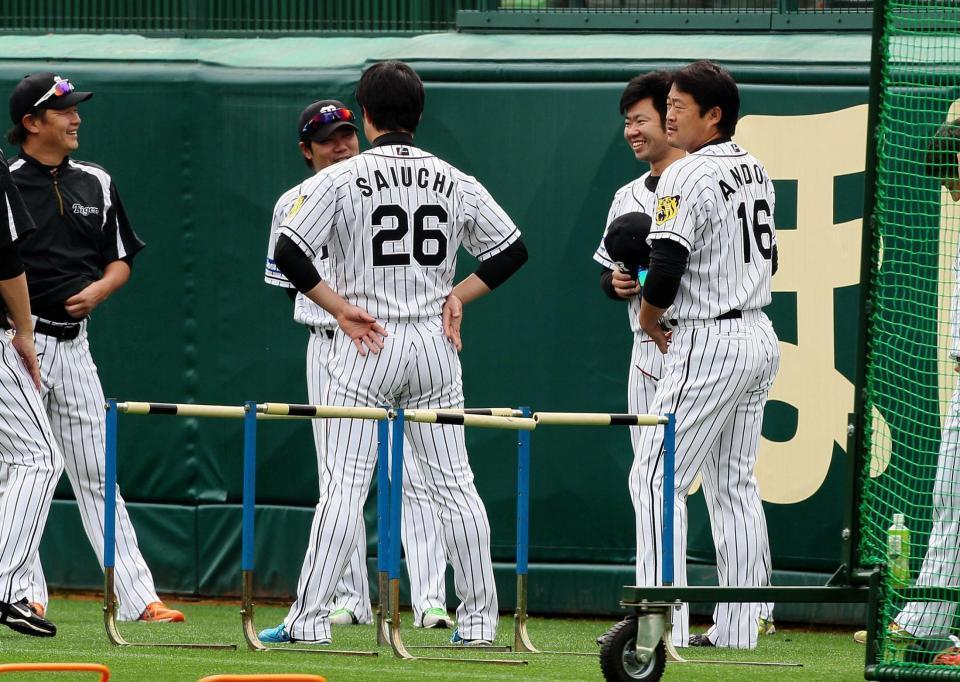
[298,99,358,144]
[9,72,93,125]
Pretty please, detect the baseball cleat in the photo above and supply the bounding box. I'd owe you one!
[259,623,292,644]
[138,601,185,623]
[420,607,454,629]
[450,628,492,647]
[329,608,358,625]
[0,598,57,637]
[933,647,960,666]
[758,617,776,636]
[688,634,715,647]
[854,621,910,645]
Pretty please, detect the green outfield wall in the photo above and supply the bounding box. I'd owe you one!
[2,32,872,620]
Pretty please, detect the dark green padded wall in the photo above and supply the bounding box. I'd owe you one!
[5,32,871,616]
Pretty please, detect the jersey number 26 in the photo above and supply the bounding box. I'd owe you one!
[371,204,449,267]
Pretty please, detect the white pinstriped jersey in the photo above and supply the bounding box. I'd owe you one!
[279,142,520,321]
[593,171,659,334]
[650,140,776,319]
[265,182,336,329]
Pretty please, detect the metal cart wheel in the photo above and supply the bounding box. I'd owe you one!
[599,617,666,681]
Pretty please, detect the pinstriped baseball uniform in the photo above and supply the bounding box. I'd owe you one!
[10,152,155,622]
[634,139,779,649]
[594,172,688,646]
[278,137,519,642]
[0,150,64,610]
[265,183,449,625]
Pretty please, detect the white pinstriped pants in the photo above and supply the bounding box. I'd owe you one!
[631,311,779,649]
[285,319,497,643]
[0,334,63,604]
[896,381,960,637]
[26,323,160,621]
[306,329,448,625]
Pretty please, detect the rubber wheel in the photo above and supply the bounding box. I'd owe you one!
[599,618,666,682]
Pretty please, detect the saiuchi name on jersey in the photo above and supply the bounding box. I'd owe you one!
[354,166,455,199]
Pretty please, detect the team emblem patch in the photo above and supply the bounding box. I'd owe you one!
[287,195,307,219]
[655,195,681,225]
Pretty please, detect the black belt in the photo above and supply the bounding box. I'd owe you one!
[310,327,335,339]
[669,309,742,326]
[1,318,82,341]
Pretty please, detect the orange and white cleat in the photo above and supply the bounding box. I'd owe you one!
[138,601,185,623]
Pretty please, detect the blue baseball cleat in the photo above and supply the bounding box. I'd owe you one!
[450,627,492,647]
[258,623,292,644]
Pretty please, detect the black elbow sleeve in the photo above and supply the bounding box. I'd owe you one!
[772,243,779,276]
[0,240,23,281]
[641,240,689,309]
[275,235,322,294]
[475,238,528,290]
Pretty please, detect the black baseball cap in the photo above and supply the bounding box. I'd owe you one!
[9,72,93,125]
[298,99,357,144]
[604,212,653,269]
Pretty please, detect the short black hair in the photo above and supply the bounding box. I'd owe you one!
[926,118,960,181]
[619,71,671,128]
[672,60,740,138]
[356,61,424,134]
[5,107,43,146]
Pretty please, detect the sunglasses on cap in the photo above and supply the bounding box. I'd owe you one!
[33,77,75,108]
[301,108,354,136]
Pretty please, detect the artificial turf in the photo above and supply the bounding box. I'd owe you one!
[0,595,866,681]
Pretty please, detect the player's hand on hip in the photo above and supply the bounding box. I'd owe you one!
[336,305,388,356]
[64,281,108,318]
[11,332,41,390]
[641,318,671,354]
[611,269,640,299]
[442,293,463,352]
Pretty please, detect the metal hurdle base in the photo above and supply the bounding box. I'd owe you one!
[512,574,597,657]
[103,568,236,650]
[239,570,377,656]
[385,579,525,665]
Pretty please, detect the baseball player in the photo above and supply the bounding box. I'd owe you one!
[853,120,960,648]
[593,71,688,645]
[7,72,182,623]
[0,147,63,638]
[264,99,453,629]
[259,60,527,646]
[634,61,780,649]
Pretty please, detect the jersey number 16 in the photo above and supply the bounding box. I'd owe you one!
[736,199,773,263]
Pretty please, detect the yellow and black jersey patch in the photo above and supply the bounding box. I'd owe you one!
[287,195,307,220]
[655,195,681,225]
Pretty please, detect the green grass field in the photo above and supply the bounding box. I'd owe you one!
[0,596,866,681]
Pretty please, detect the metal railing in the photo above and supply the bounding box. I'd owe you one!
[0,0,875,35]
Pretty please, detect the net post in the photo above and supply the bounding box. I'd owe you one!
[662,413,676,587]
[241,401,257,573]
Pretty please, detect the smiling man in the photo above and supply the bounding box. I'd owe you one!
[4,72,179,625]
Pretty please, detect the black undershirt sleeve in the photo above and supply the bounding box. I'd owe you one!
[0,240,23,281]
[474,238,528,290]
[641,240,689,309]
[772,243,778,276]
[275,235,322,294]
[600,268,623,301]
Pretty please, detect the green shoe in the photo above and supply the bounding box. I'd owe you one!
[420,607,454,629]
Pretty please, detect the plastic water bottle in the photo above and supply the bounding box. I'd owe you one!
[887,513,911,587]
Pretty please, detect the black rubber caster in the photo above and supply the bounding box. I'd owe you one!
[599,617,666,681]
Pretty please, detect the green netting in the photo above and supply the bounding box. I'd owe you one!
[861,0,960,674]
